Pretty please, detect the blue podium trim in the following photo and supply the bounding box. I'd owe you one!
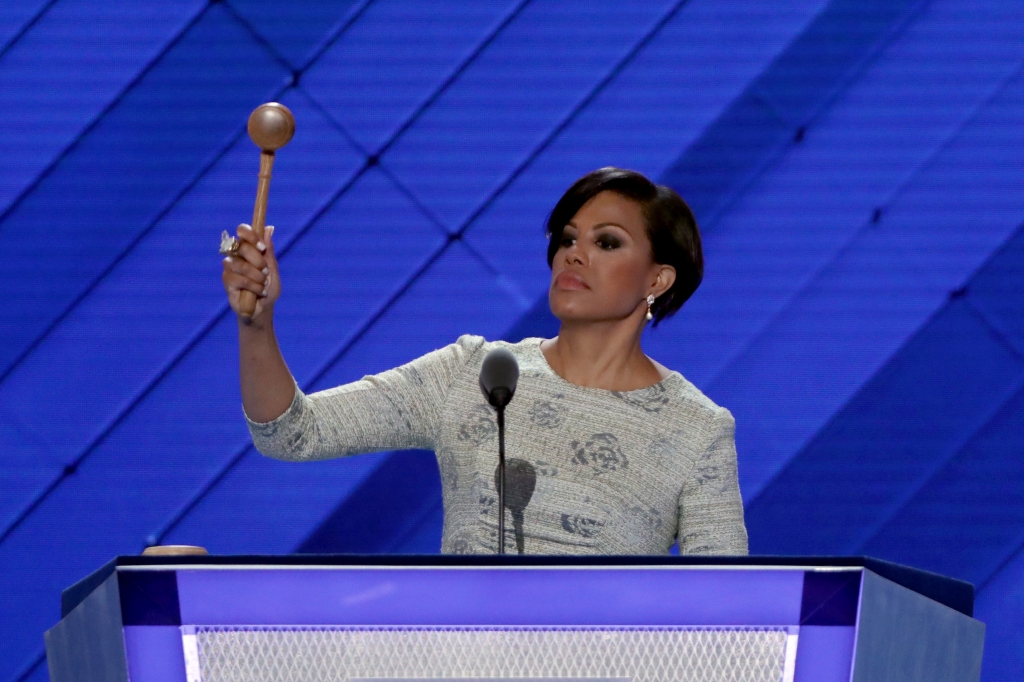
[173,566,803,626]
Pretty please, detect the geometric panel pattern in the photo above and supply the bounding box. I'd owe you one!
[1,1,1022,681]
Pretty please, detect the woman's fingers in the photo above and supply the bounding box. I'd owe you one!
[223,252,266,283]
[223,270,266,300]
[235,223,259,245]
[223,258,267,296]
[235,240,267,271]
[235,223,269,255]
[233,225,268,271]
[264,225,278,268]
[224,223,280,319]
[262,225,281,299]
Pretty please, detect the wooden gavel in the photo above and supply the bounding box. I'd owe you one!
[237,102,296,318]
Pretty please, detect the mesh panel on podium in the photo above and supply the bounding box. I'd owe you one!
[190,626,792,682]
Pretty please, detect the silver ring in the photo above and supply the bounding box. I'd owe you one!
[219,230,241,256]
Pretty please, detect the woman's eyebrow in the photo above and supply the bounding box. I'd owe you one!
[593,222,628,232]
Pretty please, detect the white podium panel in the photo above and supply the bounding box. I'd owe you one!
[189,626,797,682]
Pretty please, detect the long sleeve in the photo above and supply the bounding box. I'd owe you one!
[247,335,484,461]
[676,407,749,555]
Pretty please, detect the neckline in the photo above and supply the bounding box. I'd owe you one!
[526,337,681,396]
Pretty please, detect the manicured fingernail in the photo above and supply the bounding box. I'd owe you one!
[267,225,275,237]
[262,267,269,275]
[257,241,266,252]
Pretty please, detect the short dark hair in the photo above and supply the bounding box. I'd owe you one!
[545,167,703,325]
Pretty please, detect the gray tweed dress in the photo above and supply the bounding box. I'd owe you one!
[247,335,748,556]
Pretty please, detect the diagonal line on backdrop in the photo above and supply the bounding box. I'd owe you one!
[453,0,691,241]
[149,240,455,545]
[692,0,931,232]
[298,88,453,240]
[977,527,1024,594]
[299,78,530,303]
[0,82,296,544]
[299,0,535,164]
[699,55,1024,476]
[300,68,535,307]
[708,53,1024,400]
[0,0,361,393]
[11,649,44,682]
[222,0,374,72]
[0,0,377,393]
[642,0,937,378]
[0,2,305,389]
[962,288,1024,362]
[299,0,378,74]
[220,0,299,74]
[850,371,1024,555]
[0,0,60,63]
[0,106,294,390]
[0,0,535,550]
[0,5,215,385]
[371,0,534,160]
[0,79,298,548]
[0,4,210,230]
[844,291,1024,552]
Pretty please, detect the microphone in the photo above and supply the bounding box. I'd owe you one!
[479,348,520,554]
[494,459,536,554]
[479,347,519,408]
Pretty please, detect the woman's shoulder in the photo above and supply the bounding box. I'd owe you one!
[452,335,543,362]
[625,366,733,428]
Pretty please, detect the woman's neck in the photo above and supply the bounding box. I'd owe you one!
[540,317,667,391]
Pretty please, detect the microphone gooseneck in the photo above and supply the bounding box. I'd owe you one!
[479,348,520,555]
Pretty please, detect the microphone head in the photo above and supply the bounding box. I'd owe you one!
[495,458,537,514]
[479,347,519,409]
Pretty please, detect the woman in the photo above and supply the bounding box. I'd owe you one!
[222,167,747,555]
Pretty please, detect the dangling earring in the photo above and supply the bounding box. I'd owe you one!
[646,294,655,321]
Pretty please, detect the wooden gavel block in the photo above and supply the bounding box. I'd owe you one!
[237,102,296,318]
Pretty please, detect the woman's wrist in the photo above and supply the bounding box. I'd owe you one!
[237,307,275,334]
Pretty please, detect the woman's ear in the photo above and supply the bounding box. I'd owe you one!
[651,264,676,299]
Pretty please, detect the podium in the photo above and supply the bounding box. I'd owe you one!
[45,556,984,682]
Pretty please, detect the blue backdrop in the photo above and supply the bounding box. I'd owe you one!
[1,1,1022,680]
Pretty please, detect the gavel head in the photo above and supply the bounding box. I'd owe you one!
[247,102,295,151]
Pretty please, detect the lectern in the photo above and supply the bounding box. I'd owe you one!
[45,556,984,682]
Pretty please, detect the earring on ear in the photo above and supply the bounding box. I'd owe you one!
[646,294,655,321]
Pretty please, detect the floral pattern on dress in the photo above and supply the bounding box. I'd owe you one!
[528,397,567,428]
[456,404,497,446]
[570,433,629,473]
[612,383,671,413]
[560,513,606,538]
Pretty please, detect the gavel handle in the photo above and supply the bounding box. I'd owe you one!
[238,150,275,318]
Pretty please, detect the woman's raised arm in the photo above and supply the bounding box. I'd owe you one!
[221,222,295,424]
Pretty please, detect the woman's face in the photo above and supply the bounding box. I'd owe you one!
[549,190,675,324]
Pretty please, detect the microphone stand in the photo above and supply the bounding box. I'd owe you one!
[497,405,506,555]
[478,347,517,556]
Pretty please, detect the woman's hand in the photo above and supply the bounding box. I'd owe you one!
[222,223,281,321]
